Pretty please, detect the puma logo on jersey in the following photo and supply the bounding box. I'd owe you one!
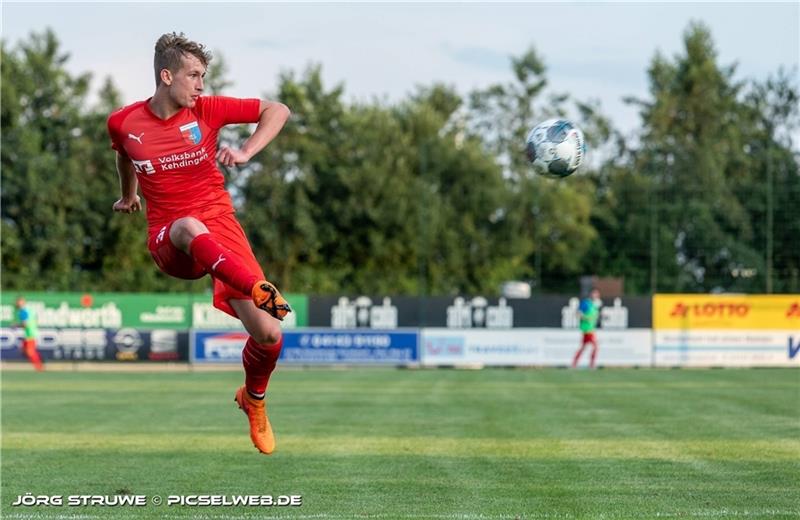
[211,254,226,271]
[128,132,144,144]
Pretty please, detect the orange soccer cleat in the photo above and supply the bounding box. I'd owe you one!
[251,280,292,321]
[234,385,276,455]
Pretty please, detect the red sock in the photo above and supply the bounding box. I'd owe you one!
[188,233,260,295]
[242,336,283,396]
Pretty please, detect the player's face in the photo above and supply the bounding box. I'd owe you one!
[169,54,206,108]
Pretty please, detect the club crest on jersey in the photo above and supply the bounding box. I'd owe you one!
[179,121,202,145]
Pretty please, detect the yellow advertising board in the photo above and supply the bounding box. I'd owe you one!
[653,294,800,330]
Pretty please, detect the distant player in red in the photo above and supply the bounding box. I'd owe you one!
[107,32,291,455]
[15,297,44,372]
[572,288,601,369]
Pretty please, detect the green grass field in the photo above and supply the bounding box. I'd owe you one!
[2,367,798,519]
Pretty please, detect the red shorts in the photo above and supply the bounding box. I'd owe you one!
[582,333,597,345]
[148,213,265,318]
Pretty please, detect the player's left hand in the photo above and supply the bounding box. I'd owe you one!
[113,195,142,214]
[217,146,251,167]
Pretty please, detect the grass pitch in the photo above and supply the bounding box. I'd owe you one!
[1,367,798,519]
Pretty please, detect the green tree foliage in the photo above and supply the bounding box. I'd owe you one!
[240,68,528,294]
[403,85,530,294]
[237,65,347,292]
[740,70,800,292]
[1,30,199,293]
[2,31,97,289]
[2,27,796,295]
[616,22,799,292]
[466,47,598,292]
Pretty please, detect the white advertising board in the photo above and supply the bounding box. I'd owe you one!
[654,330,800,367]
[421,328,652,367]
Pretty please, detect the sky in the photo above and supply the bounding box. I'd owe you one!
[2,2,798,136]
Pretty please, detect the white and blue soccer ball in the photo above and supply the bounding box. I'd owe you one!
[525,119,585,178]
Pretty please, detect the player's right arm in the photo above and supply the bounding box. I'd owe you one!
[112,152,142,214]
[107,105,142,214]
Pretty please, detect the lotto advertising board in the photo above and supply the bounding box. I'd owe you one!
[0,327,190,362]
[192,329,419,365]
[653,294,800,367]
[421,328,652,367]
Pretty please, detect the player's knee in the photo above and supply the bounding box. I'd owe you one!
[251,323,282,346]
[170,217,209,251]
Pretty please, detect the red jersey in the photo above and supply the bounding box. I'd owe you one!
[107,96,261,233]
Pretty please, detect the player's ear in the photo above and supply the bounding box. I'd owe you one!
[160,68,173,86]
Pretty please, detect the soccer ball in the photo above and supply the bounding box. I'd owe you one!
[525,119,585,177]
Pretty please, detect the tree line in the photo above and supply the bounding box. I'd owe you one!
[2,23,798,295]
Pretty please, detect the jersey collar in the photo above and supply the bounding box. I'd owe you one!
[143,97,189,125]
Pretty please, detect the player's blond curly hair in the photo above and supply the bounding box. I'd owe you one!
[153,32,212,87]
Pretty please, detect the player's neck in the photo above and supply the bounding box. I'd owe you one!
[148,90,183,120]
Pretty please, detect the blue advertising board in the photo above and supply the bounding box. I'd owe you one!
[281,329,418,364]
[191,330,249,362]
[191,329,419,364]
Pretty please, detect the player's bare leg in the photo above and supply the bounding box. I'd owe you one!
[230,298,283,455]
[170,217,291,320]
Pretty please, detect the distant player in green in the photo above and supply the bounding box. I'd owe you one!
[572,288,600,369]
[15,297,44,371]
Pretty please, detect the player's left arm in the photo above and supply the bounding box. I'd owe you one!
[217,101,291,167]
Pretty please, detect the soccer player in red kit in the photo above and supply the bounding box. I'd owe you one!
[107,32,290,455]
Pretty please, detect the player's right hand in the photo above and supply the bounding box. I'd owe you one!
[113,196,142,214]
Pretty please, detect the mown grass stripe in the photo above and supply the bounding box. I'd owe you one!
[3,433,798,461]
